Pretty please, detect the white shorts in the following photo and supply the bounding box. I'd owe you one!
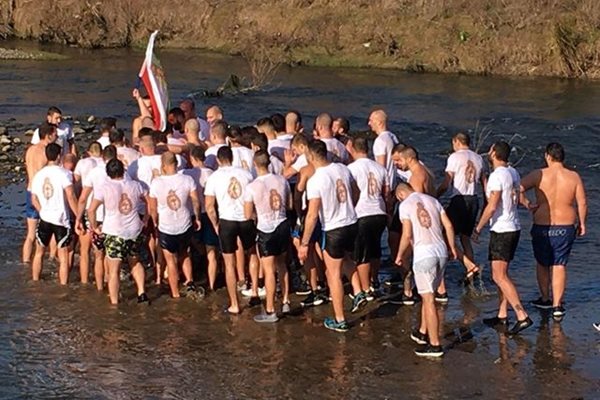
[413,257,448,294]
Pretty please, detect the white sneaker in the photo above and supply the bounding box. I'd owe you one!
[241,287,267,298]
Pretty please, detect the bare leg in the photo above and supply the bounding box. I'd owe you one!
[421,293,440,345]
[128,257,146,296]
[419,297,427,334]
[343,257,361,295]
[163,249,180,298]
[32,243,45,281]
[536,263,551,301]
[23,218,38,263]
[206,245,217,290]
[222,253,240,313]
[262,255,276,313]
[235,239,245,284]
[57,247,70,285]
[356,262,371,292]
[276,254,289,304]
[107,257,121,304]
[79,232,91,284]
[181,251,193,284]
[460,234,475,269]
[248,250,259,296]
[551,265,566,307]
[491,260,528,321]
[93,249,105,291]
[323,250,345,322]
[49,235,57,261]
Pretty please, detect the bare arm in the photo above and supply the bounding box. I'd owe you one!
[473,190,501,238]
[395,219,413,265]
[441,211,458,259]
[350,180,360,207]
[88,198,102,233]
[189,190,201,227]
[436,171,453,198]
[375,154,386,169]
[575,176,587,236]
[298,197,321,263]
[32,193,41,212]
[283,149,298,179]
[243,201,255,221]
[64,185,78,217]
[148,196,159,230]
[205,195,219,233]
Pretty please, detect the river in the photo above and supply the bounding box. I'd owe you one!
[0,40,599,399]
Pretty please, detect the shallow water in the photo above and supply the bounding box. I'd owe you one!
[0,40,599,399]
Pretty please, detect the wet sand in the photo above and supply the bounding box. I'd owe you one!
[1,183,599,399]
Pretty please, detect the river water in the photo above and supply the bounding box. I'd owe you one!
[0,40,599,399]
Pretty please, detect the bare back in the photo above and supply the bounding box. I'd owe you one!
[524,165,583,225]
[25,144,48,190]
[409,163,436,196]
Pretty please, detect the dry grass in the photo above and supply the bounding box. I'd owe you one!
[2,0,600,78]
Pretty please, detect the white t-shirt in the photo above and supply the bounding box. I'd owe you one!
[446,149,484,197]
[150,173,196,235]
[269,155,284,175]
[31,165,73,227]
[181,167,213,214]
[95,178,146,240]
[32,122,73,156]
[306,163,357,231]
[204,165,254,221]
[167,136,186,146]
[205,143,227,170]
[268,138,291,162]
[486,166,521,233]
[82,161,108,221]
[399,192,448,263]
[128,155,162,191]
[348,157,388,218]
[373,131,399,188]
[231,146,255,173]
[320,137,349,164]
[291,153,308,173]
[97,136,110,149]
[245,173,290,233]
[74,156,102,182]
[116,146,140,171]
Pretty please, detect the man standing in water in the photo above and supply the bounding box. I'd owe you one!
[369,109,399,188]
[245,150,293,322]
[31,143,78,284]
[437,132,485,281]
[88,159,149,305]
[299,140,358,332]
[23,122,57,264]
[473,141,532,335]
[31,106,76,156]
[520,142,587,318]
[394,181,458,358]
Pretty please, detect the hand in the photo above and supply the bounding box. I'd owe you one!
[75,220,84,236]
[449,246,459,260]
[193,218,201,231]
[577,224,586,237]
[132,88,140,100]
[471,229,481,244]
[213,224,219,235]
[526,202,539,213]
[284,148,296,167]
[92,226,102,236]
[298,244,308,264]
[394,256,403,267]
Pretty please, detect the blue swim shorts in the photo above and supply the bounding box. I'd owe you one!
[531,224,576,267]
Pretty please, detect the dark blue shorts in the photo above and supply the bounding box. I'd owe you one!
[199,213,219,248]
[531,224,576,267]
[25,191,39,220]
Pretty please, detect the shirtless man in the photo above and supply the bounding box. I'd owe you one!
[149,152,201,298]
[23,122,57,263]
[88,159,150,305]
[30,143,78,284]
[245,150,293,322]
[520,142,587,318]
[132,88,154,145]
[31,106,76,157]
[394,146,435,195]
[299,140,359,332]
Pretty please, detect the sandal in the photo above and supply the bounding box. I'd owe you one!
[464,266,480,284]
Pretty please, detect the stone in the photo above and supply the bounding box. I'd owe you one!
[25,129,34,136]
[14,166,21,172]
[87,115,95,123]
[0,127,7,135]
[0,136,10,144]
[0,155,8,161]
[12,137,21,144]
[73,127,86,135]
[1,145,12,152]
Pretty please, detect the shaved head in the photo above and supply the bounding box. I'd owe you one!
[161,151,177,168]
[206,105,224,126]
[369,109,388,134]
[185,118,199,135]
[316,113,333,130]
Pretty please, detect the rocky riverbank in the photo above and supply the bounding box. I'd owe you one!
[1,1,600,78]
[0,47,67,60]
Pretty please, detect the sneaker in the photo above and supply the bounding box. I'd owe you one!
[384,277,403,288]
[414,344,444,358]
[508,317,533,335]
[241,287,266,298]
[300,292,317,307]
[314,292,327,306]
[365,288,376,302]
[324,317,349,332]
[185,281,197,292]
[248,296,262,308]
[410,329,428,345]
[435,291,449,304]
[483,316,508,328]
[282,302,291,314]
[351,292,368,313]
[552,306,566,318]
[237,281,247,292]
[257,287,266,298]
[295,281,312,296]
[254,312,279,323]
[531,297,552,310]
[137,293,150,304]
[401,293,417,306]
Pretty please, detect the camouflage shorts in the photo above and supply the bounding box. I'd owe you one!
[104,234,145,260]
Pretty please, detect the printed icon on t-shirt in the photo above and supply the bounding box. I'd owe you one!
[465,160,476,184]
[227,177,242,199]
[42,177,54,200]
[152,168,161,179]
[167,189,181,211]
[416,202,432,228]
[269,189,282,211]
[367,172,379,197]
[335,179,348,203]
[241,160,249,170]
[118,193,133,215]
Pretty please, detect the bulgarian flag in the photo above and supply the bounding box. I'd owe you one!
[138,30,169,131]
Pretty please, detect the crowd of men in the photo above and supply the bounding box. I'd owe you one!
[22,97,588,358]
